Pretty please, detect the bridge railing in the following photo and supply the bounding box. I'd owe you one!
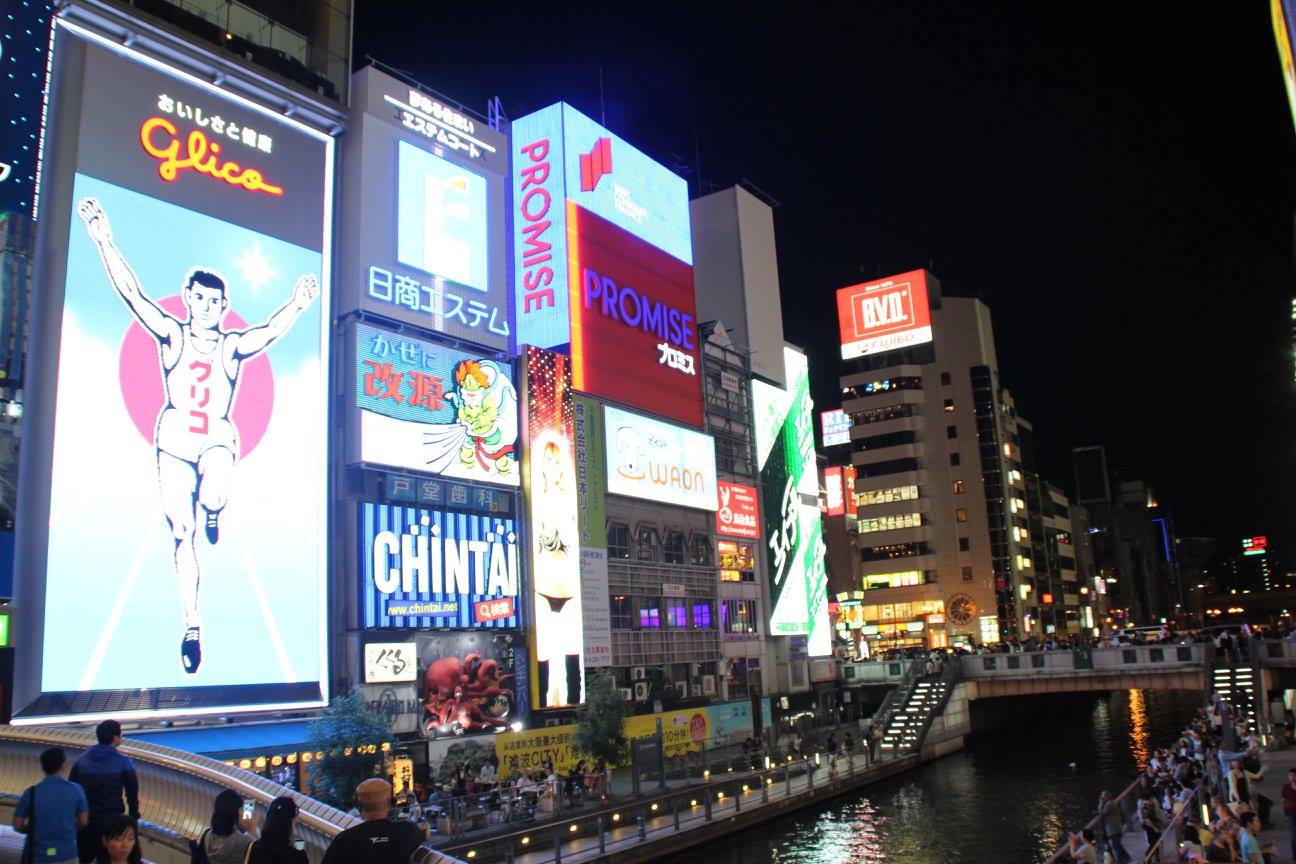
[0,725,363,864]
[962,644,1206,679]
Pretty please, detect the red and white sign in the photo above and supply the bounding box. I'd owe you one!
[1242,535,1268,553]
[843,465,857,517]
[824,466,844,516]
[474,597,517,624]
[715,481,760,538]
[568,203,703,427]
[836,269,933,360]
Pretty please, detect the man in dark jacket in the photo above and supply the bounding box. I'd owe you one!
[70,720,140,864]
[321,779,421,864]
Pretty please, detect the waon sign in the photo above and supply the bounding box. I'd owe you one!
[836,269,933,360]
[715,481,760,539]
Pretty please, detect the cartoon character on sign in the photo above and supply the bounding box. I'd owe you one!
[422,653,514,733]
[77,197,318,674]
[614,425,644,481]
[419,358,518,477]
[718,483,733,528]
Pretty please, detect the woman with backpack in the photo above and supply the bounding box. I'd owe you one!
[247,797,306,864]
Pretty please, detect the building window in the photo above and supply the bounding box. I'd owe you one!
[722,599,758,634]
[851,403,918,426]
[953,480,964,494]
[956,508,968,523]
[663,531,687,565]
[940,371,951,385]
[610,595,632,629]
[857,485,919,507]
[856,512,923,534]
[719,540,756,582]
[943,398,955,412]
[690,534,713,567]
[637,599,662,629]
[665,599,688,628]
[608,522,631,559]
[842,376,922,400]
[691,600,713,629]
[858,429,917,451]
[636,526,660,562]
[949,452,960,467]
[962,566,973,582]
[856,457,921,479]
[946,425,958,440]
[863,571,926,590]
[958,537,970,552]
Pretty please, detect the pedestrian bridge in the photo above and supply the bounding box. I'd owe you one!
[843,640,1296,699]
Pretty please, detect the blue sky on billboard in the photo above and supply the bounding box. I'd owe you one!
[360,502,520,630]
[355,321,520,487]
[44,172,325,693]
[396,140,489,293]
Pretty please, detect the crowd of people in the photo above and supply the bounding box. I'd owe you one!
[1062,697,1282,864]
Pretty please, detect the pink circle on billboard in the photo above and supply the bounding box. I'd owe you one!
[118,295,274,458]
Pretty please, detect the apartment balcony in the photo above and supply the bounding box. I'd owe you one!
[849,413,925,440]
[841,365,926,389]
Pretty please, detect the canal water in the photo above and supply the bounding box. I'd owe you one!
[670,689,1201,864]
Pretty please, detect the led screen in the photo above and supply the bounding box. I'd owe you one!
[569,204,703,427]
[511,102,692,351]
[13,24,332,721]
[820,408,851,447]
[353,322,519,486]
[603,404,717,511]
[340,67,510,350]
[522,347,585,707]
[753,347,832,656]
[359,501,520,629]
[0,2,53,219]
[836,269,933,360]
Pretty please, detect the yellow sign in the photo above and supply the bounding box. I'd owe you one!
[494,706,713,778]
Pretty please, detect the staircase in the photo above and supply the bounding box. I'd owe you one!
[1211,649,1265,736]
[879,660,962,755]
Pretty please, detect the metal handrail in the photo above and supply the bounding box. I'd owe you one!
[1042,774,1145,864]
[1141,789,1196,863]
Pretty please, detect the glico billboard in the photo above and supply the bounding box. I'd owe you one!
[836,269,933,360]
[521,347,585,708]
[13,22,333,722]
[753,347,832,657]
[350,322,519,487]
[512,102,694,336]
[358,502,520,629]
[338,66,511,350]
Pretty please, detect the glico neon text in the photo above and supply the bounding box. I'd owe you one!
[140,117,284,196]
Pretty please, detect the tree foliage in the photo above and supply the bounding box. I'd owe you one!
[304,690,396,809]
[572,670,629,770]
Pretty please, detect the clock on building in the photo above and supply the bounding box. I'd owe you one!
[947,593,977,625]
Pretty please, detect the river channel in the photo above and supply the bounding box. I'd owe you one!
[669,689,1201,864]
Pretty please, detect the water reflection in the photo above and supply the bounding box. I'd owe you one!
[669,689,1200,864]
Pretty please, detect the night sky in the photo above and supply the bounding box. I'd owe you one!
[355,3,1296,555]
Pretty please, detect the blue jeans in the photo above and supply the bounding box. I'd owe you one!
[1106,832,1131,864]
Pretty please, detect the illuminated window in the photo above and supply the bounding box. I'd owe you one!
[943,398,955,412]
[608,523,631,559]
[665,599,688,628]
[979,614,1000,644]
[857,512,922,534]
[857,485,919,507]
[663,531,687,565]
[956,508,968,523]
[718,541,756,582]
[862,571,925,590]
[691,601,713,629]
[952,480,964,494]
[722,599,758,634]
[637,599,662,630]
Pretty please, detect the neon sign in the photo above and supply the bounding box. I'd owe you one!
[140,117,283,196]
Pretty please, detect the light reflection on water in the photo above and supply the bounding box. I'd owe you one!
[668,690,1200,864]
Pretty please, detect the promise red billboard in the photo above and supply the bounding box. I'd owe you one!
[836,269,933,360]
[567,202,702,427]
